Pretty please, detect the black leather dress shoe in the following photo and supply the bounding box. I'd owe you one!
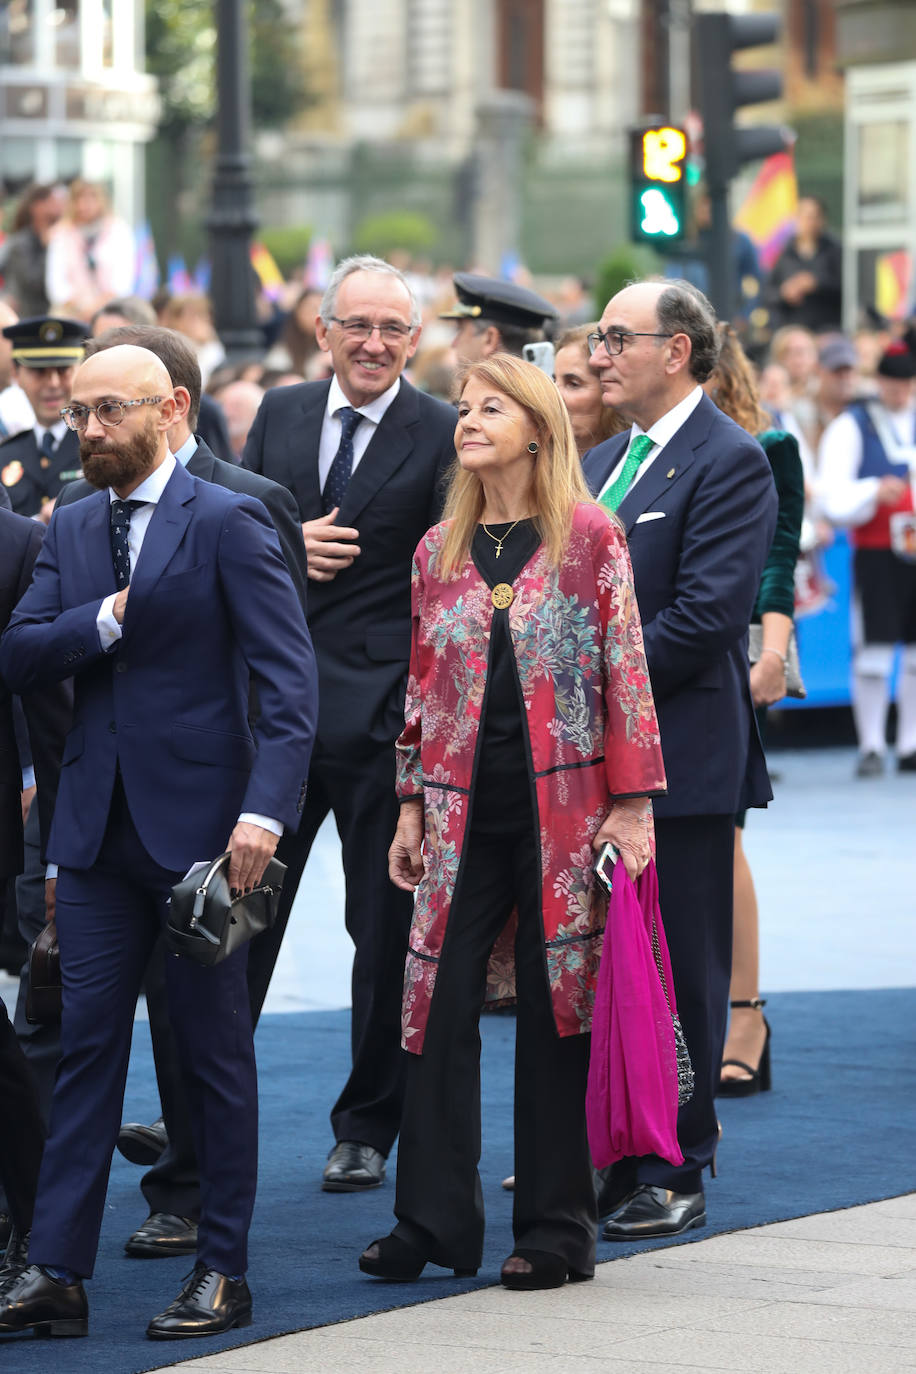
[125,1213,198,1258]
[0,1264,88,1337]
[146,1263,252,1339]
[0,1229,30,1290]
[602,1184,706,1240]
[322,1141,386,1191]
[117,1116,168,1166]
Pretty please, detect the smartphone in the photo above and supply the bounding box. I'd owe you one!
[523,341,555,378]
[594,842,620,897]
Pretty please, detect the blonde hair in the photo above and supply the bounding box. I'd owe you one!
[710,324,770,436]
[439,353,593,580]
[67,178,110,220]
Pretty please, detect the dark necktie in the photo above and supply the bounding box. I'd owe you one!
[110,499,147,591]
[39,430,58,467]
[599,434,655,514]
[322,406,363,515]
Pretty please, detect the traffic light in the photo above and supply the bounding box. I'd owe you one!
[694,12,791,189]
[629,125,688,244]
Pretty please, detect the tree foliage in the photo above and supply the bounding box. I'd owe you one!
[145,0,307,136]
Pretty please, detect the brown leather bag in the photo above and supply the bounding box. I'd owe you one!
[26,920,62,1025]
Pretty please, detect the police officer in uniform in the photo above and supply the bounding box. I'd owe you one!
[0,318,88,518]
[441,273,558,365]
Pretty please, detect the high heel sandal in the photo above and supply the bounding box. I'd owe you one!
[358,1233,477,1281]
[718,998,771,1097]
[500,1248,592,1291]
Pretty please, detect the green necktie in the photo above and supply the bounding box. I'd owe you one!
[599,433,655,514]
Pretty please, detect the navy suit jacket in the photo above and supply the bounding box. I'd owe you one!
[583,393,777,817]
[242,377,455,758]
[0,460,317,871]
[0,508,70,875]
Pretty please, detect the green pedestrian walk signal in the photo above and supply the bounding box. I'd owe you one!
[629,126,687,244]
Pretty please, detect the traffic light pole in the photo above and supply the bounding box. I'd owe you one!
[707,183,734,321]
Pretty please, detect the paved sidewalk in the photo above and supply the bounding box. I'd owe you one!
[157,1195,916,1373]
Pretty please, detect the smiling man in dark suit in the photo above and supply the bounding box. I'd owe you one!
[583,280,777,1240]
[242,254,456,1191]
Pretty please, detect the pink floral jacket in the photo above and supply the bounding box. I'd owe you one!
[396,503,667,1053]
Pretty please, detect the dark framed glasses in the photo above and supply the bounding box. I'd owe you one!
[586,328,673,357]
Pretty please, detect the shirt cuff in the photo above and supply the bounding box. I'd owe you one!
[21,766,35,791]
[96,594,123,650]
[238,813,284,838]
[46,863,58,880]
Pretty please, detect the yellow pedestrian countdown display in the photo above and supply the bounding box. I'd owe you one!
[630,126,687,243]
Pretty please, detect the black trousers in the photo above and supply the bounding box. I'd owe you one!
[392,822,596,1275]
[0,994,45,1233]
[12,804,59,1125]
[140,742,412,1218]
[603,813,735,1201]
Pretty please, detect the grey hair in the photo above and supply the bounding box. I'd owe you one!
[655,279,720,383]
[319,254,421,331]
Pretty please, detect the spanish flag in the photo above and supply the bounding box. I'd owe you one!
[250,242,285,299]
[734,150,798,271]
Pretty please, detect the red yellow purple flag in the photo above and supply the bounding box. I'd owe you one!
[734,150,798,271]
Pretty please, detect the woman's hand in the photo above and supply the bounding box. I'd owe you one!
[749,652,786,707]
[389,798,425,891]
[592,798,654,882]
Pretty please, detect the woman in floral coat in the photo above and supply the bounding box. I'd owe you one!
[359,355,666,1291]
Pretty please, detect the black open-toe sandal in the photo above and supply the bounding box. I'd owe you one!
[500,1248,592,1291]
[359,1233,477,1281]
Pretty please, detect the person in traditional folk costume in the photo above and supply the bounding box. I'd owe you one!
[359,354,666,1292]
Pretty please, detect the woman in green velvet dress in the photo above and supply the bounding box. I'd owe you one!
[705,325,804,1097]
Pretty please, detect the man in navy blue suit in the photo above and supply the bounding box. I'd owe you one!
[583,281,776,1239]
[0,345,317,1340]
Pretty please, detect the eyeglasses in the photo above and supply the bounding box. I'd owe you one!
[329,317,414,344]
[60,397,164,431]
[586,328,673,357]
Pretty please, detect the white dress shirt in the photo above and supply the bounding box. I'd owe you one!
[34,418,69,451]
[317,374,401,493]
[818,404,916,527]
[597,386,704,502]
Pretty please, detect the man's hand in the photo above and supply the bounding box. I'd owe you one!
[225,821,279,894]
[389,798,425,891]
[592,798,654,881]
[45,877,56,924]
[302,509,361,582]
[877,475,907,507]
[21,784,36,825]
[112,586,130,624]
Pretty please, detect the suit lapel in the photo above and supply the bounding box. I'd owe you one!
[338,382,419,525]
[79,490,118,600]
[120,462,195,641]
[289,385,328,518]
[617,395,716,533]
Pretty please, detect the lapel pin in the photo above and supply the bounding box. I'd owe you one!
[667,467,676,479]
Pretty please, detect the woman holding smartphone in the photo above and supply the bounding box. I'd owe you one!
[359,354,666,1291]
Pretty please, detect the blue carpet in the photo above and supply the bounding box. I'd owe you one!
[3,988,915,1371]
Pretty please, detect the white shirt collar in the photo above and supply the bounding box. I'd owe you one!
[328,372,401,426]
[34,419,68,446]
[172,433,198,467]
[107,450,176,505]
[629,385,704,451]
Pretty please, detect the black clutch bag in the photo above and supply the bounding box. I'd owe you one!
[164,853,286,966]
[26,920,62,1025]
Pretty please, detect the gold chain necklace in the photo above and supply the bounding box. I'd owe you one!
[481,518,523,559]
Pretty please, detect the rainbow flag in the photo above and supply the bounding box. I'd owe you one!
[250,242,285,299]
[734,150,798,271]
[875,250,912,321]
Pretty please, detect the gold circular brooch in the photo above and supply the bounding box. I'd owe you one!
[491,583,514,609]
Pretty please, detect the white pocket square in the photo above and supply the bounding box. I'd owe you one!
[635,511,666,524]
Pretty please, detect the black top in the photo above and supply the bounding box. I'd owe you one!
[470,519,542,832]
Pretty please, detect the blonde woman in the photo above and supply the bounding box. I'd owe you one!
[359,355,666,1291]
[45,180,134,320]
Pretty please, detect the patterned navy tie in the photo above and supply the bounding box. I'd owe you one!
[109,499,146,591]
[322,406,363,515]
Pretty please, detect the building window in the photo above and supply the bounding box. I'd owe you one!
[51,1,80,69]
[0,0,35,66]
[857,119,909,225]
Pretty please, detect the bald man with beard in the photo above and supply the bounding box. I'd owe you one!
[0,346,317,1341]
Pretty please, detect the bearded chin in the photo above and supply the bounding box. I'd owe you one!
[79,426,159,490]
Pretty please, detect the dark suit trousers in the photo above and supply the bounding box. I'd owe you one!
[29,785,257,1279]
[393,823,596,1276]
[605,814,734,1200]
[139,741,410,1217]
[0,994,45,1232]
[12,803,60,1124]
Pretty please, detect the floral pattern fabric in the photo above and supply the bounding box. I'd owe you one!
[397,503,666,1053]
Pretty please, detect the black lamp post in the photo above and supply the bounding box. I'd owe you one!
[207,0,262,359]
